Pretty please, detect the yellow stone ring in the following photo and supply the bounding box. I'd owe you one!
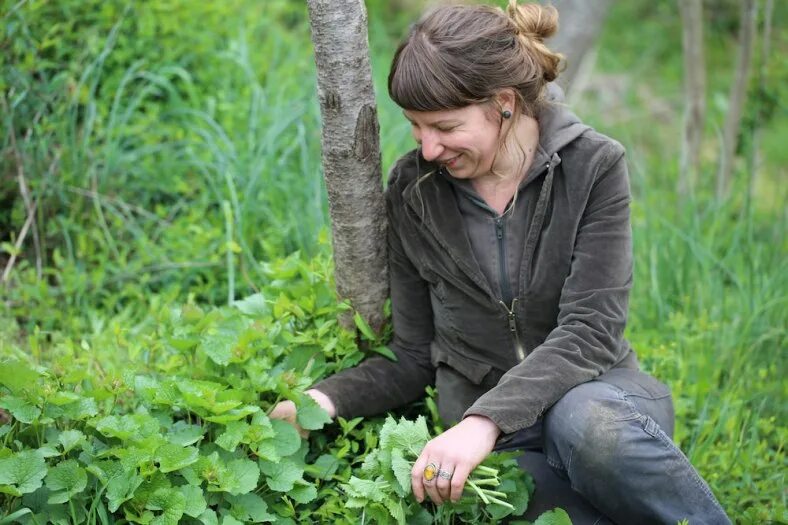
[423,462,438,482]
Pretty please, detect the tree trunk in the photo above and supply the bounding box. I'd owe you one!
[717,0,758,200]
[306,0,388,334]
[678,0,706,199]
[545,0,614,96]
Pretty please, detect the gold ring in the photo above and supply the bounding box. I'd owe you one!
[437,469,453,480]
[423,462,438,482]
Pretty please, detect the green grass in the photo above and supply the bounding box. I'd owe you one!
[1,0,785,522]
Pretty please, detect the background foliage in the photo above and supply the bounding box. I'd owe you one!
[1,0,785,523]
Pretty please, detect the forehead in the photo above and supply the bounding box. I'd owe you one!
[403,104,483,124]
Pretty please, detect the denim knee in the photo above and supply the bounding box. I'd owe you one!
[542,380,632,480]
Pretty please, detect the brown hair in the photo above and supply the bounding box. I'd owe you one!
[388,1,563,119]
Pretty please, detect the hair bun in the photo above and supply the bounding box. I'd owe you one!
[506,1,562,82]
[506,1,559,42]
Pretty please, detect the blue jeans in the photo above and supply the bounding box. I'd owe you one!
[494,368,731,524]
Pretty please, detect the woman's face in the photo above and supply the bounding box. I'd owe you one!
[404,103,502,180]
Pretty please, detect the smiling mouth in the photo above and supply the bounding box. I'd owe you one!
[441,155,460,167]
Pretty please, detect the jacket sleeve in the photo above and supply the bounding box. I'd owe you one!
[464,143,632,434]
[311,180,436,419]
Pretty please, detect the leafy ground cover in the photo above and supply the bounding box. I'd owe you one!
[1,0,786,523]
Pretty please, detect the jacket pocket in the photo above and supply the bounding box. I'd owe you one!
[430,340,492,385]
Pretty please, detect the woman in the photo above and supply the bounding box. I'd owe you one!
[273,2,730,523]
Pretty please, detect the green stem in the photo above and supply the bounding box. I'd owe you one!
[69,499,78,525]
[484,495,515,510]
[466,480,490,504]
[473,465,498,476]
[467,477,498,486]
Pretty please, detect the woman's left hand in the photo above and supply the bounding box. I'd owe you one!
[411,415,501,505]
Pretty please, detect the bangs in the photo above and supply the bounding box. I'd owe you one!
[388,35,476,112]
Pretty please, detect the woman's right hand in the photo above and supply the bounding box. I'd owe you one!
[269,389,337,438]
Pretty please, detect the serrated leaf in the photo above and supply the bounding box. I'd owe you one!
[106,472,144,512]
[379,416,430,457]
[0,395,41,424]
[533,508,573,525]
[384,497,406,525]
[232,293,270,317]
[180,485,207,518]
[60,397,99,420]
[203,405,259,424]
[214,458,259,496]
[390,448,412,495]
[167,421,204,446]
[305,454,339,480]
[45,459,87,498]
[259,457,303,492]
[198,508,218,525]
[200,316,249,366]
[0,360,41,395]
[58,429,86,453]
[342,476,388,503]
[227,493,276,522]
[215,421,248,452]
[269,419,301,457]
[0,450,47,495]
[155,444,199,473]
[295,396,331,431]
[288,481,317,504]
[147,487,185,525]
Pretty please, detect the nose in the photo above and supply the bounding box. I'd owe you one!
[417,130,444,162]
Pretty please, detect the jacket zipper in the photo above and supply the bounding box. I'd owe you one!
[494,217,513,305]
[500,298,525,361]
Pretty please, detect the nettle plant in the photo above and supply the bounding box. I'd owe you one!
[0,254,567,524]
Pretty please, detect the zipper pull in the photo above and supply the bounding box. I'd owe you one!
[495,218,503,239]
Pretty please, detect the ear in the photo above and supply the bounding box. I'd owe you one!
[494,88,517,113]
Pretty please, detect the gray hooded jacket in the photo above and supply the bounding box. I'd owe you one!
[314,87,638,435]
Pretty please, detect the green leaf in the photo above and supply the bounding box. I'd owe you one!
[155,444,199,473]
[227,493,277,522]
[0,395,41,424]
[167,421,205,446]
[198,508,218,525]
[384,497,407,525]
[353,311,377,341]
[147,487,186,525]
[58,429,86,453]
[305,454,339,480]
[201,315,249,366]
[0,360,41,395]
[106,471,144,512]
[216,421,249,452]
[371,346,398,361]
[342,476,388,503]
[203,405,260,423]
[45,459,87,502]
[0,450,47,495]
[533,508,573,525]
[180,485,207,518]
[390,448,412,495]
[269,419,301,457]
[60,397,99,420]
[232,293,270,317]
[214,458,260,496]
[259,457,303,492]
[288,481,317,504]
[295,395,331,431]
[379,416,430,457]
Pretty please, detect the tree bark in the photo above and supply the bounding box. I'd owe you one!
[544,0,614,96]
[717,0,758,200]
[306,0,388,334]
[678,0,706,199]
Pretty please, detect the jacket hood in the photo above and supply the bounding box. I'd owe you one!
[538,83,590,158]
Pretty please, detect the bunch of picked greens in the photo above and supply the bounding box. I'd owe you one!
[343,415,570,524]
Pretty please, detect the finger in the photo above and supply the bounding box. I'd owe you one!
[435,463,455,503]
[411,454,428,502]
[422,460,443,505]
[449,463,473,503]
